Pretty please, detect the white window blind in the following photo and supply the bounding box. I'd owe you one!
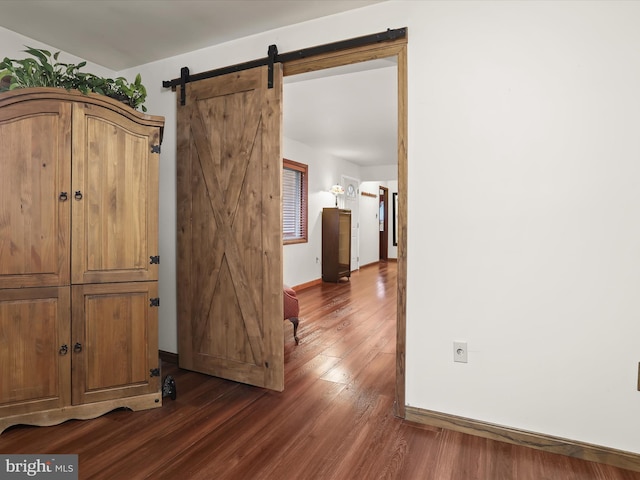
[283,159,308,243]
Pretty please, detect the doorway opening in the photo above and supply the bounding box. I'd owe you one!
[379,186,389,261]
[282,37,407,416]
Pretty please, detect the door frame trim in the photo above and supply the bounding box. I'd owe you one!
[283,34,408,417]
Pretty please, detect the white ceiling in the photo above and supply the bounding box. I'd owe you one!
[284,60,397,166]
[0,0,397,167]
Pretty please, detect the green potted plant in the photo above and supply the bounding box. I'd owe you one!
[0,46,148,112]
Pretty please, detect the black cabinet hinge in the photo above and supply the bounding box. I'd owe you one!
[150,298,160,307]
[151,144,161,154]
[150,368,160,377]
[150,255,160,264]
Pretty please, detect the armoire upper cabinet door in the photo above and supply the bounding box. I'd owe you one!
[71,102,160,285]
[0,99,71,288]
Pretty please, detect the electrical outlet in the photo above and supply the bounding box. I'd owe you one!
[453,342,468,363]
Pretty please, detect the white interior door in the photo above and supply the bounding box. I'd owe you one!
[341,175,360,271]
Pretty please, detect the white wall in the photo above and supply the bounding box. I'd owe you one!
[282,137,361,287]
[128,0,639,454]
[282,139,397,284]
[359,180,399,266]
[0,26,116,79]
[402,0,640,454]
[361,165,398,182]
[4,0,640,455]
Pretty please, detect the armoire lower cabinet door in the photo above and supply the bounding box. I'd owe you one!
[0,287,70,418]
[71,282,160,405]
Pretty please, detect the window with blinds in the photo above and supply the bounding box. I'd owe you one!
[283,159,308,244]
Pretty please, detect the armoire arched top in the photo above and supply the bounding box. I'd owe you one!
[0,87,165,141]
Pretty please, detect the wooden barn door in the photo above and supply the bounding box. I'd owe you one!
[177,65,284,391]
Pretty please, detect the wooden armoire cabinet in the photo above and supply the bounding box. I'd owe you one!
[0,88,165,433]
[322,208,352,282]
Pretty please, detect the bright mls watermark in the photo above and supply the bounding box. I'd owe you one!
[0,455,77,479]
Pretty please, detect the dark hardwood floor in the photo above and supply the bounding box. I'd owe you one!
[1,262,639,479]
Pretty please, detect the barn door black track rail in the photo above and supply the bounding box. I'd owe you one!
[162,27,406,105]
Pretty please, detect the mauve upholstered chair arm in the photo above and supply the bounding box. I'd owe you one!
[283,287,299,319]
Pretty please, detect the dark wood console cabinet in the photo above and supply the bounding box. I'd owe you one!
[322,208,352,282]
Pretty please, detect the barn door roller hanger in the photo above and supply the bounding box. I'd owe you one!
[162,27,406,106]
